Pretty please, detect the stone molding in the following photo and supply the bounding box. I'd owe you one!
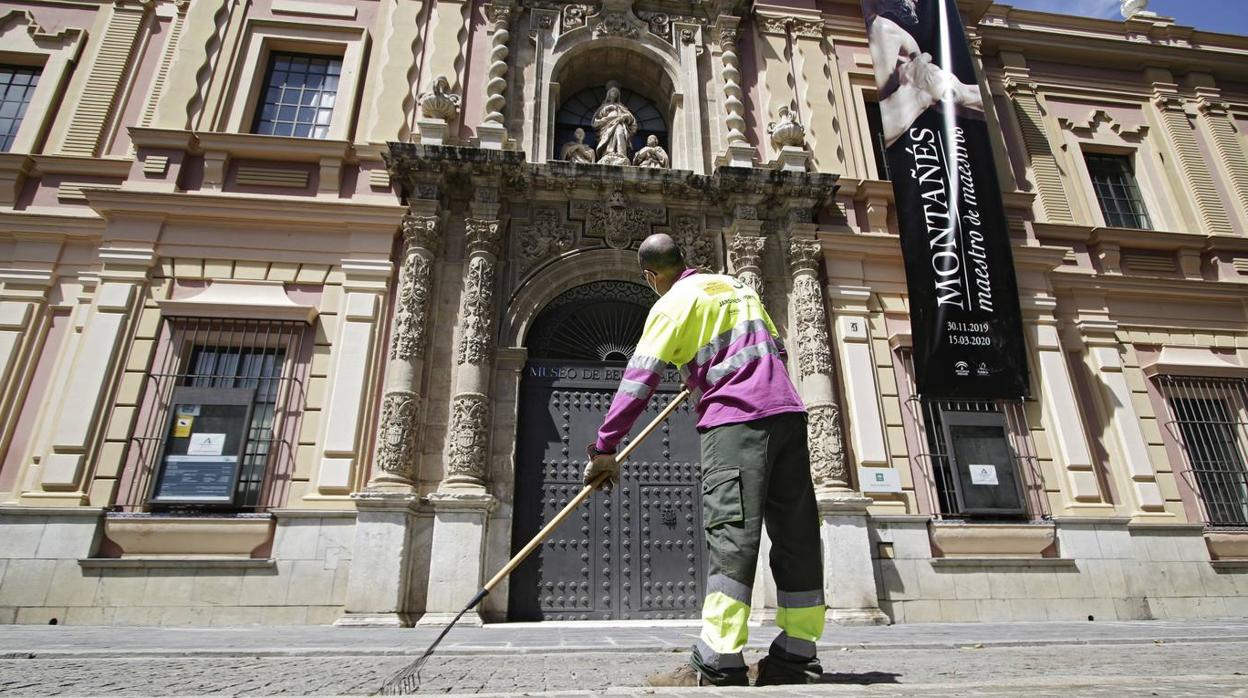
[58,2,149,157]
[1151,85,1234,236]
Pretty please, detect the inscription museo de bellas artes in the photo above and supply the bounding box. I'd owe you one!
[862,0,1030,399]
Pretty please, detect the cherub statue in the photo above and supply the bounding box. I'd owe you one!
[632,135,670,169]
[418,75,461,121]
[560,127,595,164]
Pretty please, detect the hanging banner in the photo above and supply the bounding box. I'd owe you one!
[861,0,1029,399]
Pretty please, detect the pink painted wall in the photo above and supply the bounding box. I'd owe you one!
[459,0,491,142]
[0,1,98,37]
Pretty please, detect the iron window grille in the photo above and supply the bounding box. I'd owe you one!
[1156,376,1248,529]
[0,65,40,152]
[117,317,308,513]
[1084,153,1152,230]
[899,350,1049,520]
[251,52,342,139]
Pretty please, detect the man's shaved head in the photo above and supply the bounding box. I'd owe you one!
[638,233,685,273]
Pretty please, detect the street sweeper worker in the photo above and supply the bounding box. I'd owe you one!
[585,233,825,687]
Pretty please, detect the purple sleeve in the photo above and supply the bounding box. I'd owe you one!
[594,362,664,453]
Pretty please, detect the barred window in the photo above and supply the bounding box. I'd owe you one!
[1085,153,1152,230]
[1156,376,1248,529]
[899,351,1048,519]
[0,65,41,152]
[118,318,309,512]
[251,52,341,139]
[864,100,889,180]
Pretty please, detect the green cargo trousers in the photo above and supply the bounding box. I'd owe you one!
[691,411,825,680]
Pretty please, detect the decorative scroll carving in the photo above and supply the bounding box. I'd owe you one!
[375,391,420,478]
[789,239,833,380]
[390,216,440,362]
[671,215,712,270]
[482,3,512,126]
[418,75,460,121]
[788,237,822,273]
[573,188,664,249]
[759,15,790,34]
[446,393,490,481]
[791,19,823,37]
[637,11,670,41]
[728,233,765,295]
[561,3,592,30]
[456,254,498,366]
[465,217,504,257]
[519,207,575,273]
[593,10,639,38]
[807,403,847,485]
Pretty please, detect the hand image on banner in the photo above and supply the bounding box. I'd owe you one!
[861,0,1030,400]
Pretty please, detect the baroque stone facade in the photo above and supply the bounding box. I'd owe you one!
[0,0,1245,630]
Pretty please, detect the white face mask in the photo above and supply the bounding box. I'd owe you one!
[642,269,658,296]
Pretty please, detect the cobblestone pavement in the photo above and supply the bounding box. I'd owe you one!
[0,621,1245,696]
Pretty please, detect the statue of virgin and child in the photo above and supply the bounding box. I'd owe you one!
[559,81,669,168]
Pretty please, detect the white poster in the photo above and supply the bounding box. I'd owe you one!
[969,464,998,486]
[187,433,226,456]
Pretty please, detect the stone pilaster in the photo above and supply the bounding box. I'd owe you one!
[1193,86,1248,228]
[786,232,847,490]
[478,1,515,150]
[714,16,755,167]
[1076,319,1169,517]
[369,212,443,490]
[359,0,427,143]
[1150,73,1234,235]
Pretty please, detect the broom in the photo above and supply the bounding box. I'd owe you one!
[378,388,691,695]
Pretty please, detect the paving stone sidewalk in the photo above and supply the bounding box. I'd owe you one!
[0,620,1245,696]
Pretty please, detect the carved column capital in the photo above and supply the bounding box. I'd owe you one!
[465,218,504,258]
[788,237,823,274]
[728,232,765,297]
[402,213,442,256]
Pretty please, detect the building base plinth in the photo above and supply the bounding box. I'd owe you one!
[338,492,422,627]
[829,606,891,626]
[334,612,419,627]
[415,610,486,627]
[818,493,889,626]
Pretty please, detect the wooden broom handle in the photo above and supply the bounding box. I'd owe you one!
[483,388,691,593]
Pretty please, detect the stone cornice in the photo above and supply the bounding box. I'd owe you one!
[31,155,133,178]
[0,209,105,237]
[82,188,405,230]
[1034,223,1248,256]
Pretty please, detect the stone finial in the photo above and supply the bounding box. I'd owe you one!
[1121,0,1151,18]
[418,75,461,121]
[768,104,807,150]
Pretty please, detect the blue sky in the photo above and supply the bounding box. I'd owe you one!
[1003,0,1248,36]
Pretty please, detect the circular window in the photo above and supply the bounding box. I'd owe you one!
[526,281,656,362]
[554,86,668,162]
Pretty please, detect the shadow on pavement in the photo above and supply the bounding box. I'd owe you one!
[818,671,902,685]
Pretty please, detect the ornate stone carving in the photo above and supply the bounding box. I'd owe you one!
[716,26,738,50]
[632,135,670,169]
[680,27,696,44]
[574,188,664,249]
[768,104,807,150]
[402,212,441,253]
[465,217,504,258]
[561,3,591,30]
[791,19,823,37]
[482,3,512,126]
[375,391,420,479]
[593,10,639,38]
[728,233,765,294]
[533,9,556,30]
[456,254,498,366]
[518,207,575,273]
[787,208,814,226]
[759,15,790,34]
[419,75,460,121]
[789,237,822,273]
[638,11,670,41]
[671,215,712,270]
[446,393,490,481]
[792,267,833,378]
[807,403,846,485]
[391,252,435,362]
[733,204,758,220]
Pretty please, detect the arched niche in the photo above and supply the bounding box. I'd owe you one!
[533,26,706,173]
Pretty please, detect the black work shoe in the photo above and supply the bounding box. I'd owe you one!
[755,655,823,686]
[646,663,748,687]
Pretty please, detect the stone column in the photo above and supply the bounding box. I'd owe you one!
[786,234,847,490]
[369,212,442,490]
[714,16,756,167]
[727,228,765,299]
[420,200,505,626]
[787,231,887,626]
[477,1,514,150]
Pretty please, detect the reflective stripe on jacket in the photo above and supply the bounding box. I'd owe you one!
[595,269,806,453]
